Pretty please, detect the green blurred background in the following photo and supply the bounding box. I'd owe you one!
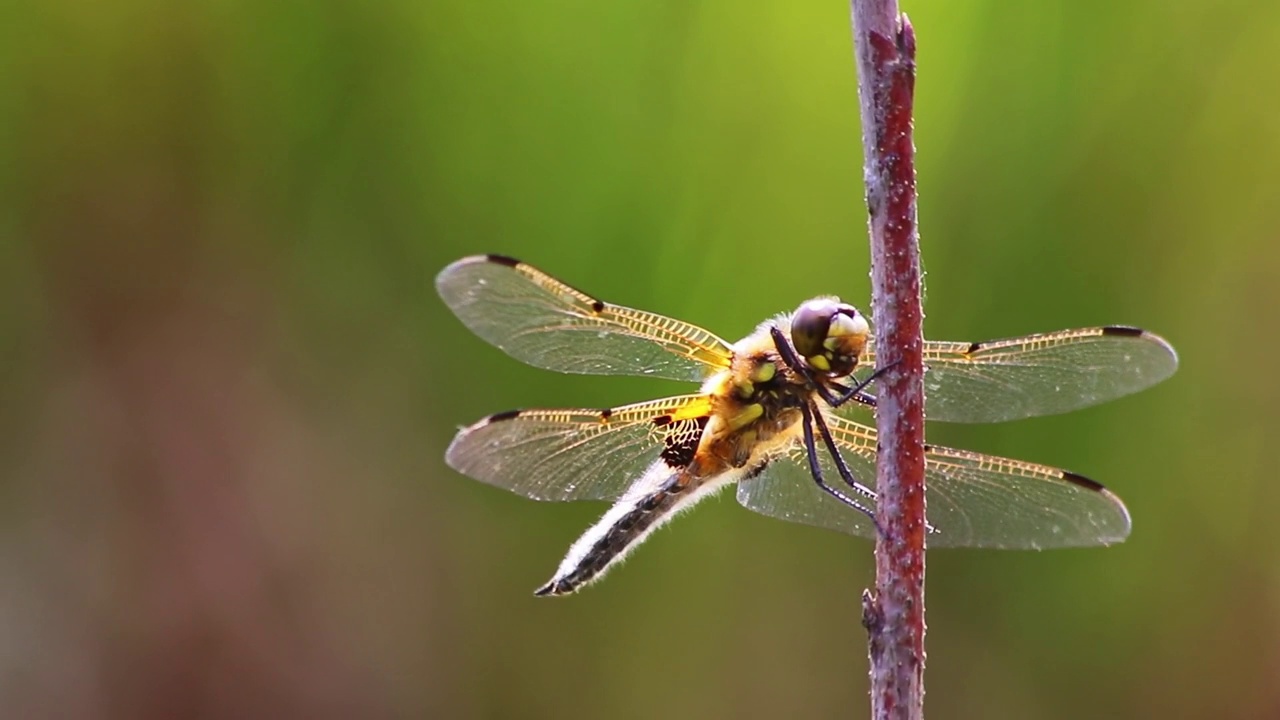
[2,0,1278,718]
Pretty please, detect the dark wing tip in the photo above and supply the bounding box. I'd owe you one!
[1079,480,1134,545]
[1060,470,1106,492]
[485,254,522,267]
[484,409,523,423]
[1101,326,1180,374]
[1101,325,1145,338]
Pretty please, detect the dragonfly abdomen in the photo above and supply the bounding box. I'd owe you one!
[534,465,740,596]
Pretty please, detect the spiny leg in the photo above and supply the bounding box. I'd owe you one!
[826,371,887,408]
[826,360,898,408]
[807,400,876,501]
[799,402,878,525]
[769,326,845,407]
[831,384,878,409]
[809,401,937,537]
[770,322,929,538]
[767,325,891,409]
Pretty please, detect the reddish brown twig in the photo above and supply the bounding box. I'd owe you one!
[849,3,926,720]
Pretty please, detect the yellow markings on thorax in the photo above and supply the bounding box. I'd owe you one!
[751,362,777,383]
[733,360,778,399]
[701,350,812,468]
[726,403,764,432]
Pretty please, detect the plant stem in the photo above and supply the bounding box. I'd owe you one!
[849,3,926,720]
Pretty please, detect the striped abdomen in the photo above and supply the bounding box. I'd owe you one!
[534,464,740,596]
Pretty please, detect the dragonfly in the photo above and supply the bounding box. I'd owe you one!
[436,255,1178,596]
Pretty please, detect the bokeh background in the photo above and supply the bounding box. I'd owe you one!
[2,0,1278,718]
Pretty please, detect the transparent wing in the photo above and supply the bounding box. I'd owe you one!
[853,327,1178,423]
[736,414,1130,548]
[436,255,734,382]
[735,447,881,540]
[445,394,713,501]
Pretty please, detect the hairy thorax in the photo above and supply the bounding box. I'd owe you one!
[695,334,811,478]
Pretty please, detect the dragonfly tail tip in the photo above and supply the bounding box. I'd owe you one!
[533,579,565,597]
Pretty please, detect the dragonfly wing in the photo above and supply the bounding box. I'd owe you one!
[735,443,880,540]
[855,327,1178,423]
[436,255,734,382]
[446,394,713,502]
[737,414,1131,548]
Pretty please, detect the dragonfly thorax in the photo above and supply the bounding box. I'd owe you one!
[702,350,810,472]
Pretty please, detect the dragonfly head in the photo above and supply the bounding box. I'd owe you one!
[789,297,869,378]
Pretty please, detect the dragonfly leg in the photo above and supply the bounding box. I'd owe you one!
[799,402,881,532]
[827,382,877,409]
[770,326,847,407]
[806,401,878,502]
[769,325,807,373]
[814,399,947,535]
[808,401,938,538]
[827,360,902,409]
[768,324,891,410]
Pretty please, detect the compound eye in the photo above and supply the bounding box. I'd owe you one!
[790,299,838,359]
[826,305,868,343]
